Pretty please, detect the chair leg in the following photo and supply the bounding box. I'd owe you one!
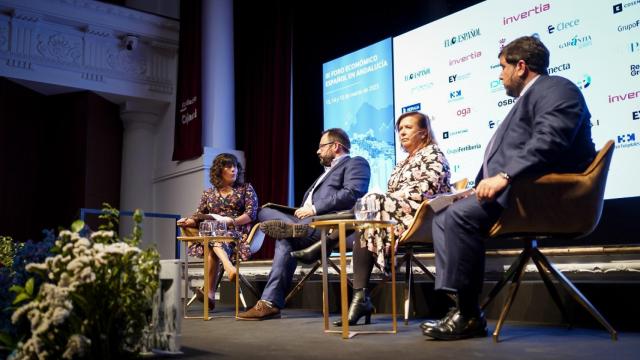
[530,252,571,328]
[328,259,353,288]
[532,248,618,341]
[410,254,436,281]
[238,273,259,299]
[285,261,321,305]
[481,249,529,310]
[403,253,411,325]
[493,249,531,343]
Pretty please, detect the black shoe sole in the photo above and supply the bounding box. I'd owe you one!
[423,328,488,340]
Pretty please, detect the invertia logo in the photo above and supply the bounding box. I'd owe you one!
[608,89,640,103]
[404,68,431,81]
[444,28,481,47]
[448,51,482,66]
[503,3,550,26]
[548,62,571,74]
[547,19,580,34]
[576,74,591,89]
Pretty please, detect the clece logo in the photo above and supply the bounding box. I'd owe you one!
[608,89,640,103]
[448,72,471,83]
[404,67,431,82]
[547,18,580,34]
[548,62,571,74]
[576,74,592,89]
[401,103,421,113]
[559,34,593,50]
[456,107,471,117]
[497,98,516,107]
[633,111,640,120]
[503,3,550,26]
[631,64,639,76]
[448,89,464,102]
[618,19,640,32]
[444,28,481,47]
[490,79,504,93]
[449,51,482,66]
[489,120,502,129]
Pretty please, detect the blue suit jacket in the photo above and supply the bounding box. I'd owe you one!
[302,156,371,215]
[477,75,596,206]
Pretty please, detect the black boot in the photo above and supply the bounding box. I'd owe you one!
[290,232,339,264]
[333,288,374,326]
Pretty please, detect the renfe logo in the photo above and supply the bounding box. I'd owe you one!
[503,3,551,26]
[608,89,640,103]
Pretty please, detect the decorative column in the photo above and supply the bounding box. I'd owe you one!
[201,0,235,149]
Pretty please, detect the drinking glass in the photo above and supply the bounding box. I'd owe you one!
[354,197,378,221]
[214,220,228,236]
[198,220,213,236]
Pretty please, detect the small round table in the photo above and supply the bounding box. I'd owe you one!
[309,219,397,339]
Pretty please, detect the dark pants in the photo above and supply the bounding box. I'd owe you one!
[352,236,375,289]
[432,196,503,298]
[258,207,318,309]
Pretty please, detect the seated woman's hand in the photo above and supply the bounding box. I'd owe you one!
[177,217,196,227]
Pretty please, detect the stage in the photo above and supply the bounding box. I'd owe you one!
[176,304,639,359]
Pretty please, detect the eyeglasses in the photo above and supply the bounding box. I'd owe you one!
[318,141,335,150]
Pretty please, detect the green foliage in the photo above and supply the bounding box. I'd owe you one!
[0,236,22,268]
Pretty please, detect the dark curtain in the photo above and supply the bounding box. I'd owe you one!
[172,0,203,161]
[235,0,293,259]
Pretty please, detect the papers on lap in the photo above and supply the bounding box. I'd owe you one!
[426,188,475,213]
[261,202,299,215]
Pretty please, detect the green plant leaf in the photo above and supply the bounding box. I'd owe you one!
[13,292,30,305]
[9,284,24,293]
[25,277,35,296]
[71,220,85,233]
[0,331,17,348]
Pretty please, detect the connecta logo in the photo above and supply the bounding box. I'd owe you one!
[503,3,550,25]
[442,128,469,140]
[616,132,640,150]
[618,19,640,32]
[559,34,593,50]
[548,62,571,74]
[446,143,482,155]
[608,89,640,103]
[490,79,504,93]
[448,72,471,83]
[497,98,516,107]
[448,51,482,66]
[401,103,421,113]
[448,89,464,103]
[444,28,481,47]
[404,67,431,82]
[548,19,580,34]
[613,1,640,14]
[631,64,639,76]
[632,111,639,120]
[576,74,592,89]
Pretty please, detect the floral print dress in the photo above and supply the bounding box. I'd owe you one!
[187,183,258,261]
[359,144,451,272]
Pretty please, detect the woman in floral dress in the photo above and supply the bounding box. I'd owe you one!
[177,153,258,305]
[334,111,451,326]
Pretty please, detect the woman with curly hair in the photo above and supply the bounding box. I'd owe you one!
[177,153,259,306]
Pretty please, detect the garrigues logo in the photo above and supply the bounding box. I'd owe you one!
[548,19,580,34]
[444,28,481,47]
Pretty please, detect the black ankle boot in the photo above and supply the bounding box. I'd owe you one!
[290,236,338,264]
[333,288,374,326]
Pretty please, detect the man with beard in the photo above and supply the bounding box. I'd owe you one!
[237,128,370,320]
[422,35,596,340]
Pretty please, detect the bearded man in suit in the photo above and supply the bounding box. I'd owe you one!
[423,35,596,340]
[238,128,370,320]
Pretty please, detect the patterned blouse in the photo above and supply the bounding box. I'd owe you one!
[359,143,451,271]
[187,183,259,261]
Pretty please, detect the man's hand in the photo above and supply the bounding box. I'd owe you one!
[177,217,196,227]
[475,175,509,202]
[294,206,315,219]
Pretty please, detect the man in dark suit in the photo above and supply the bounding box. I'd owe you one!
[424,36,596,340]
[237,128,371,320]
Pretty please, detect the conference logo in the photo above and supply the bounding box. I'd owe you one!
[401,103,421,113]
[547,19,580,34]
[616,132,640,150]
[613,1,640,14]
[631,64,639,76]
[618,19,640,32]
[608,89,640,103]
[576,74,592,89]
[448,51,482,66]
[490,79,504,93]
[548,62,571,74]
[503,3,550,26]
[633,111,639,120]
[448,89,464,102]
[497,98,516,107]
[404,67,431,82]
[444,28,481,47]
[456,107,471,117]
[448,72,471,83]
[442,128,469,140]
[559,34,593,50]
[446,143,482,155]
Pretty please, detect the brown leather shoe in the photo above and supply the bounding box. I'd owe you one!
[237,300,281,320]
[260,220,309,239]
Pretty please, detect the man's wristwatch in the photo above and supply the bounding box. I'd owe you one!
[498,172,511,183]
